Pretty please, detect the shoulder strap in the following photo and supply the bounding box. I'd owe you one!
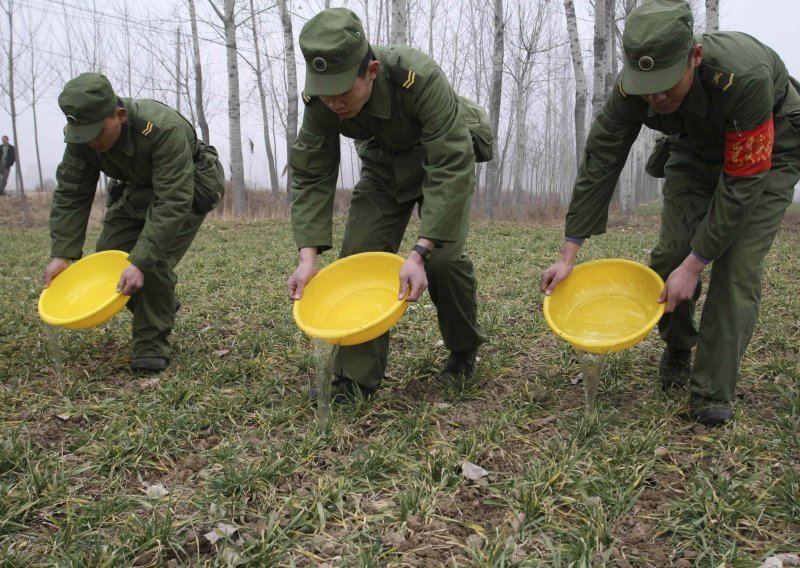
[131,114,157,138]
[389,66,418,91]
[700,63,735,93]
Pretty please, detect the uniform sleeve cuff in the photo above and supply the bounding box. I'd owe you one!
[691,250,711,264]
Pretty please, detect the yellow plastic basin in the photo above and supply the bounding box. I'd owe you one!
[544,259,665,354]
[38,250,132,329]
[293,252,409,346]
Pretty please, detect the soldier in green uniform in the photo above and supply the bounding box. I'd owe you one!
[541,0,800,425]
[42,73,225,373]
[287,8,492,402]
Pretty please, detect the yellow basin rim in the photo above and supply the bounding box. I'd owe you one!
[543,259,665,354]
[38,250,132,329]
[293,251,409,346]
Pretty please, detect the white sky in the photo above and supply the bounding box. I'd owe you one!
[2,0,798,191]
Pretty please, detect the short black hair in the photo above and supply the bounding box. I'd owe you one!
[356,46,376,78]
[106,99,123,118]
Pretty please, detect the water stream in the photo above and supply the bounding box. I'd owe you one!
[577,351,607,412]
[312,339,340,430]
[44,324,65,380]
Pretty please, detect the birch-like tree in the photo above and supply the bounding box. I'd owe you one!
[591,0,610,117]
[0,0,29,223]
[391,0,408,45]
[175,27,182,112]
[484,0,504,219]
[564,0,589,168]
[705,0,719,32]
[507,0,547,208]
[248,0,280,195]
[277,0,298,201]
[209,0,247,215]
[25,27,46,191]
[188,0,211,143]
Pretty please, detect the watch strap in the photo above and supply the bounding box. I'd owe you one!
[412,244,433,263]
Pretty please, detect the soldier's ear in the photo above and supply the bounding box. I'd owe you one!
[691,44,703,69]
[115,107,127,124]
[367,59,380,80]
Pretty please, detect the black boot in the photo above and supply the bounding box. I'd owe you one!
[130,357,169,373]
[688,394,733,426]
[439,349,478,386]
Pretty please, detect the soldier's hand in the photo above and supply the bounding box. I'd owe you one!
[540,260,573,295]
[42,257,71,288]
[117,265,144,295]
[399,255,428,302]
[288,249,318,300]
[658,256,705,313]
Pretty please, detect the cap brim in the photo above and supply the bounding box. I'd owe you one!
[64,121,104,144]
[621,56,687,96]
[304,64,360,97]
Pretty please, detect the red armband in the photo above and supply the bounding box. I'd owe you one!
[724,115,774,177]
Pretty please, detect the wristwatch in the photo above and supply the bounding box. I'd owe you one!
[412,244,433,264]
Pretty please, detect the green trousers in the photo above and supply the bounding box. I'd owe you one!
[95,190,207,360]
[650,117,799,403]
[333,168,486,390]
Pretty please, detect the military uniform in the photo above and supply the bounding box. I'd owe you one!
[565,24,800,409]
[0,139,15,194]
[50,74,224,363]
[291,11,489,390]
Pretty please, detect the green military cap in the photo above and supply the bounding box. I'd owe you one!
[621,0,695,95]
[299,8,369,97]
[58,72,119,144]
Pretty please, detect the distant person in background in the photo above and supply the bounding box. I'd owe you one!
[287,8,493,403]
[0,135,15,195]
[42,73,225,373]
[540,0,800,425]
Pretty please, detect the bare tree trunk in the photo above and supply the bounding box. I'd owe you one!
[209,0,247,215]
[376,0,384,45]
[359,0,371,40]
[249,0,280,196]
[60,0,75,78]
[23,12,46,192]
[31,70,44,192]
[604,0,615,100]
[122,0,133,94]
[484,0,504,220]
[428,0,436,55]
[188,0,210,143]
[591,0,608,118]
[278,0,298,203]
[467,0,488,208]
[2,1,29,223]
[175,27,182,112]
[391,0,408,45]
[705,0,720,31]
[564,0,589,168]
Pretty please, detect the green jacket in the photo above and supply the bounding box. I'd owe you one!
[566,31,798,261]
[289,45,476,251]
[50,98,198,272]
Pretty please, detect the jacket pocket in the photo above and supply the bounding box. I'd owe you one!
[645,136,673,179]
